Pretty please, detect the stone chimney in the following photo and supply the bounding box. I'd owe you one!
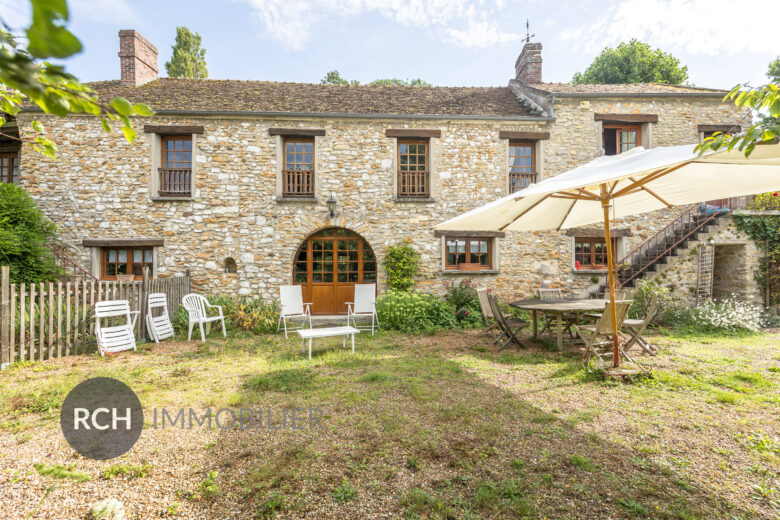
[118,30,158,86]
[515,42,542,84]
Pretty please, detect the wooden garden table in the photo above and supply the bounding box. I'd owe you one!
[509,299,610,349]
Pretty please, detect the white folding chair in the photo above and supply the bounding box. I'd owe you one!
[146,292,174,343]
[346,283,379,335]
[94,300,139,356]
[182,293,226,342]
[277,285,312,339]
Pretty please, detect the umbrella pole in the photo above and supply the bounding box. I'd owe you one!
[600,186,620,368]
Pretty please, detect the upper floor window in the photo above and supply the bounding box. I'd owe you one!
[160,136,192,197]
[445,237,493,271]
[398,140,429,198]
[0,154,19,184]
[509,141,536,193]
[603,125,640,156]
[283,138,315,197]
[102,247,153,280]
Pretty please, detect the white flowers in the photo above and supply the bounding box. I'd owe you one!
[90,498,125,520]
[692,296,765,331]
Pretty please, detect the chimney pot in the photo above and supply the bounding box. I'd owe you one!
[515,42,542,84]
[118,30,158,86]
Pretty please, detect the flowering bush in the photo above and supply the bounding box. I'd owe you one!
[663,296,765,332]
[376,291,457,334]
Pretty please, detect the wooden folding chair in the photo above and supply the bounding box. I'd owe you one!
[622,294,658,355]
[476,287,510,334]
[487,293,529,350]
[573,300,634,368]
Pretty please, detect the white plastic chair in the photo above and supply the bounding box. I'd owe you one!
[94,300,139,356]
[346,283,379,335]
[277,285,312,339]
[146,292,174,343]
[182,293,226,342]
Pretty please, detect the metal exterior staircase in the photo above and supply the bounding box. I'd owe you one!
[594,197,752,295]
[45,240,97,282]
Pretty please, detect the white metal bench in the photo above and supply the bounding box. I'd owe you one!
[295,326,360,359]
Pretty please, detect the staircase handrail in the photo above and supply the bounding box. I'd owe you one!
[45,241,98,282]
[616,197,751,288]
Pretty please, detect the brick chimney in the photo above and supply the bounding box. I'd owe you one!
[118,30,158,86]
[515,42,542,84]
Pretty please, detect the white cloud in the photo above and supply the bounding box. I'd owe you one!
[560,0,777,56]
[242,0,520,50]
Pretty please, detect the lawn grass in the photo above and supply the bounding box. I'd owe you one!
[0,330,778,519]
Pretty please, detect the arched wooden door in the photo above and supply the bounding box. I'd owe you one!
[292,228,377,315]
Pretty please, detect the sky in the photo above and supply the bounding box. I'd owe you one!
[1,0,778,89]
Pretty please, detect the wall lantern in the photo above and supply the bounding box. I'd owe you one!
[326,193,337,218]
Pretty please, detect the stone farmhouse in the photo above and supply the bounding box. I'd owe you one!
[1,30,760,314]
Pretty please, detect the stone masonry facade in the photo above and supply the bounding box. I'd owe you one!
[11,34,759,309]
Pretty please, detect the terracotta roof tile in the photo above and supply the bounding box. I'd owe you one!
[85,78,539,117]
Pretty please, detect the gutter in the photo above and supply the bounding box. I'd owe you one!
[20,107,555,122]
[551,92,727,99]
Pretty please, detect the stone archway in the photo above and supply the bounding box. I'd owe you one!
[292,227,377,314]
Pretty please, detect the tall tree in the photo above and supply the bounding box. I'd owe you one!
[768,57,780,83]
[165,27,208,79]
[572,39,689,85]
[320,70,431,86]
[0,0,152,158]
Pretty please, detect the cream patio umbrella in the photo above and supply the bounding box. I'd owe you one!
[436,143,780,368]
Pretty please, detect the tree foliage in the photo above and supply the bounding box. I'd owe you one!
[768,57,780,84]
[0,0,152,158]
[0,184,61,283]
[695,84,780,157]
[165,27,208,79]
[572,39,689,85]
[320,70,430,86]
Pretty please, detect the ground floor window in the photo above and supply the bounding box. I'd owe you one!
[574,237,617,270]
[102,247,154,280]
[445,238,493,271]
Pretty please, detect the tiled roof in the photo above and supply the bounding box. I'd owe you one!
[530,82,727,95]
[85,78,541,118]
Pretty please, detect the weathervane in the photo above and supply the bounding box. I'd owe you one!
[523,19,535,44]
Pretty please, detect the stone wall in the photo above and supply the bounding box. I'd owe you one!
[16,94,752,306]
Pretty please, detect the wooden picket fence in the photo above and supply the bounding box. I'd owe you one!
[0,266,190,366]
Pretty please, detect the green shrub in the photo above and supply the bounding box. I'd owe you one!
[376,291,457,333]
[444,279,484,328]
[628,279,670,323]
[172,295,279,336]
[383,241,420,291]
[662,297,764,333]
[0,183,61,283]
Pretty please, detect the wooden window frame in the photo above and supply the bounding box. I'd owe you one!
[602,124,641,156]
[444,237,493,271]
[0,153,18,184]
[397,139,430,198]
[101,247,154,280]
[574,237,617,270]
[159,135,193,197]
[508,141,537,193]
[283,137,315,197]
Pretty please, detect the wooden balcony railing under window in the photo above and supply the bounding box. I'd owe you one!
[398,170,429,198]
[158,168,192,197]
[509,172,537,193]
[283,169,314,197]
